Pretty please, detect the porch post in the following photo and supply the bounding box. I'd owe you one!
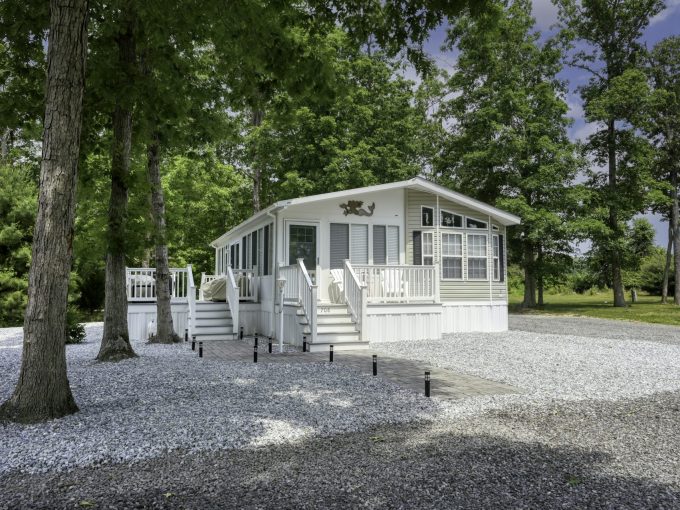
[360,284,368,341]
[434,264,441,303]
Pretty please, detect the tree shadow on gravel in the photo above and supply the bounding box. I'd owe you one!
[1,421,677,509]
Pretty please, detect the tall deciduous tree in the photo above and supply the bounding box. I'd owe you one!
[436,0,580,308]
[97,7,138,360]
[647,36,680,305]
[0,0,88,422]
[556,0,664,307]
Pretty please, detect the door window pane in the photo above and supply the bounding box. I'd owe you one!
[289,225,316,269]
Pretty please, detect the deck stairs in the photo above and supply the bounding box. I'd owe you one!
[296,302,368,352]
[191,301,234,341]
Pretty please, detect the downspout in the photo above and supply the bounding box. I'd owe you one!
[488,215,493,305]
[266,208,279,339]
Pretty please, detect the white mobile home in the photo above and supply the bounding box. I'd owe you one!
[126,177,520,350]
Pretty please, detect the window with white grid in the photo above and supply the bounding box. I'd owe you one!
[441,233,462,279]
[467,234,487,280]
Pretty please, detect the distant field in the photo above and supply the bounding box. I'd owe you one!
[509,291,680,326]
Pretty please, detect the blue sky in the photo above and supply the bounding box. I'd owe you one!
[421,0,680,246]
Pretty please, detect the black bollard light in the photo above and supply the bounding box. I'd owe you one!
[254,335,258,348]
[184,328,188,342]
[372,355,378,376]
[329,344,334,363]
[253,343,258,363]
[199,341,203,358]
[240,326,244,340]
[268,338,272,353]
[191,335,196,351]
[303,335,307,353]
[425,371,431,398]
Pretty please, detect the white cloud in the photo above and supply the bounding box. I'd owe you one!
[650,0,680,25]
[531,0,560,30]
[571,121,600,142]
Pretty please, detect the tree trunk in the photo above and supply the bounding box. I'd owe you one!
[537,244,544,307]
[97,25,137,361]
[607,119,626,307]
[251,109,264,212]
[147,133,181,343]
[0,0,88,423]
[672,168,680,305]
[1,128,12,161]
[662,219,672,304]
[522,242,536,308]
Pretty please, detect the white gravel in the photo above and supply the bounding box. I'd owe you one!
[0,324,439,475]
[373,321,680,420]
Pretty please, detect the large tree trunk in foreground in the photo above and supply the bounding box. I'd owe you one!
[0,0,88,423]
[672,168,680,305]
[662,219,672,304]
[607,119,626,307]
[147,133,181,344]
[98,27,137,361]
[536,245,544,307]
[522,242,536,309]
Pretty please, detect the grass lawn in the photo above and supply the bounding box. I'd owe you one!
[509,291,680,326]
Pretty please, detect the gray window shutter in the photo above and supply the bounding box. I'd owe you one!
[413,231,422,265]
[241,237,247,269]
[350,224,368,264]
[373,225,386,265]
[251,232,258,270]
[330,223,349,269]
[387,226,399,264]
[263,225,270,275]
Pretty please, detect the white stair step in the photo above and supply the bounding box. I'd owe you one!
[195,301,229,310]
[315,331,360,343]
[195,310,232,320]
[192,325,233,336]
[192,334,236,342]
[317,316,354,325]
[307,341,369,352]
[194,318,233,327]
[317,324,358,334]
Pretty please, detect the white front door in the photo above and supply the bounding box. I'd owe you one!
[286,221,320,281]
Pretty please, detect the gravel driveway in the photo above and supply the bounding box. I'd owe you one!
[1,316,679,508]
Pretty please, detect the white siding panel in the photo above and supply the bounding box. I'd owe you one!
[440,302,507,333]
[128,302,189,341]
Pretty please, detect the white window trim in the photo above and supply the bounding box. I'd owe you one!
[466,233,488,281]
[466,216,488,230]
[440,208,463,229]
[441,232,463,281]
[492,234,500,282]
[421,205,435,228]
[422,231,434,266]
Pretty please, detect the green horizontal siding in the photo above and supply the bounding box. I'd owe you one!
[406,189,508,302]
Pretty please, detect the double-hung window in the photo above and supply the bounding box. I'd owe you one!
[441,233,463,279]
[467,234,488,280]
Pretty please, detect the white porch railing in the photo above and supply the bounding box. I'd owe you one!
[351,264,440,303]
[297,259,318,344]
[187,265,196,337]
[343,261,367,341]
[126,267,191,302]
[278,263,300,303]
[199,270,258,302]
[226,266,239,334]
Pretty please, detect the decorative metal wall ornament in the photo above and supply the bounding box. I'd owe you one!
[340,200,375,217]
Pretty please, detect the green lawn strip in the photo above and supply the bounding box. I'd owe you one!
[509,292,680,327]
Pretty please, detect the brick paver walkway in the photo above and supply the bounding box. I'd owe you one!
[197,339,518,401]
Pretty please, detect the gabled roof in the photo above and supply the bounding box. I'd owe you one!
[210,176,520,247]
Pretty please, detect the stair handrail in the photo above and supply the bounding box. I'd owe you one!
[343,260,367,341]
[187,264,196,337]
[226,266,239,337]
[297,258,317,345]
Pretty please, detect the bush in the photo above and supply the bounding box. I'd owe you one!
[65,306,85,344]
